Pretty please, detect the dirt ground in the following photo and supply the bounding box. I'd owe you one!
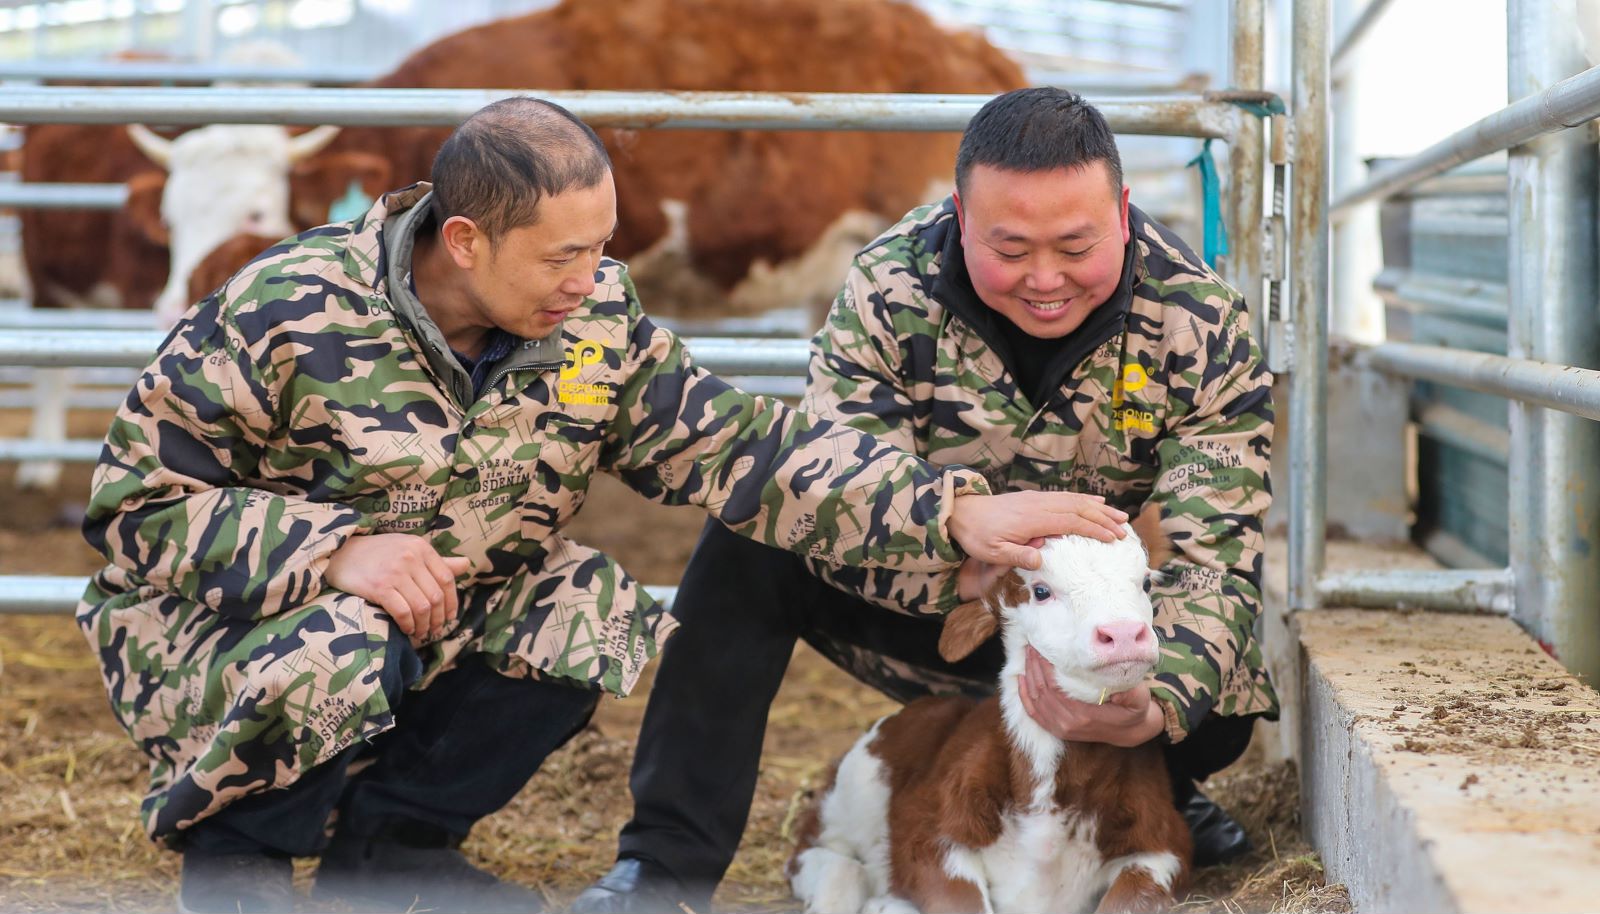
[0,405,1349,913]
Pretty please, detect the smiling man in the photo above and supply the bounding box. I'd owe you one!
[578,88,1278,913]
[76,97,1132,914]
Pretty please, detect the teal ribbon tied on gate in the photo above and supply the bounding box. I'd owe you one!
[1186,138,1230,269]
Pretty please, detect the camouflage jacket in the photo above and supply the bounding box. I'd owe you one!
[76,184,986,839]
[803,199,1277,740]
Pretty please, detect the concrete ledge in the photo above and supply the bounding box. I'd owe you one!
[1296,608,1600,913]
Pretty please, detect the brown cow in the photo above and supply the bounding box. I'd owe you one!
[125,0,1025,318]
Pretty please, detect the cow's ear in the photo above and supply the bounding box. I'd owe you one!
[1130,504,1174,570]
[124,171,168,246]
[290,152,392,229]
[939,598,1000,663]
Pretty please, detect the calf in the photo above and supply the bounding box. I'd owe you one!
[788,514,1190,914]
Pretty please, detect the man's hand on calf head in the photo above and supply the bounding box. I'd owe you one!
[324,533,472,646]
[949,490,1129,570]
[1017,645,1166,747]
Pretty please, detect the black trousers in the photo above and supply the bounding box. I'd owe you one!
[618,520,1255,886]
[184,628,600,858]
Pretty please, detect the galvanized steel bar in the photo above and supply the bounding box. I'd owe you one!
[0,182,129,210]
[1316,567,1515,613]
[0,61,377,84]
[1288,0,1331,612]
[1366,342,1600,422]
[0,87,1241,138]
[0,307,807,336]
[1227,0,1265,311]
[0,576,678,615]
[1330,0,1397,81]
[0,329,811,375]
[0,438,102,463]
[1330,64,1600,218]
[1506,1,1600,683]
[1371,268,1506,324]
[0,309,158,330]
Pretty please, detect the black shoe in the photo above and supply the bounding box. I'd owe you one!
[568,857,711,914]
[312,827,544,913]
[1181,790,1253,867]
[178,850,295,914]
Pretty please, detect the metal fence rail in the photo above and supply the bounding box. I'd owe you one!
[1331,62,1600,218]
[0,87,1242,138]
[0,183,129,210]
[1367,342,1600,422]
[0,330,812,375]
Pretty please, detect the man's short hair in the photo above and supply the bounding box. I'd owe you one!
[955,88,1123,195]
[429,96,612,243]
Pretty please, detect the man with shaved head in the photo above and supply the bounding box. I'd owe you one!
[77,96,1129,914]
[579,87,1277,913]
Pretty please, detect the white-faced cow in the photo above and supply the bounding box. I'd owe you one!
[787,513,1191,914]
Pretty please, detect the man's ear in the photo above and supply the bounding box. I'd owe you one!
[438,215,482,269]
[1119,183,1132,245]
[939,598,1000,663]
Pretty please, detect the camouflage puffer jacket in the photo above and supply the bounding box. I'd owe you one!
[803,199,1277,741]
[76,184,986,841]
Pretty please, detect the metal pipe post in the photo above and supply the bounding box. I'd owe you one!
[1507,1,1600,682]
[1227,0,1266,317]
[1329,0,1384,343]
[1329,0,1397,84]
[1288,0,1331,612]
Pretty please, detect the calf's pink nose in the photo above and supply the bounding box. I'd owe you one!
[1092,621,1154,663]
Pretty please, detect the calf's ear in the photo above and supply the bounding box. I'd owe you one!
[1130,503,1175,570]
[939,599,999,663]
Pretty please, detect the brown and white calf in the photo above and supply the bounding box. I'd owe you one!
[788,518,1190,914]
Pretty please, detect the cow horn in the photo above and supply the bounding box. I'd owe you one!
[127,124,173,169]
[288,125,342,163]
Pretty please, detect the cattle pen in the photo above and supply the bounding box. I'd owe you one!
[1,0,1599,912]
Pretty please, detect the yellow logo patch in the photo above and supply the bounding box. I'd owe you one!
[558,340,613,406]
[1111,362,1148,409]
[1115,407,1156,434]
[1122,363,1149,392]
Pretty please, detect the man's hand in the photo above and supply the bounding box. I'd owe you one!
[1016,646,1165,747]
[949,491,1128,570]
[324,534,473,645]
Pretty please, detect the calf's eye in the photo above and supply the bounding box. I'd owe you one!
[1031,584,1051,601]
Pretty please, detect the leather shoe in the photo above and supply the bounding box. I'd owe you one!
[1181,789,1253,867]
[568,857,711,914]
